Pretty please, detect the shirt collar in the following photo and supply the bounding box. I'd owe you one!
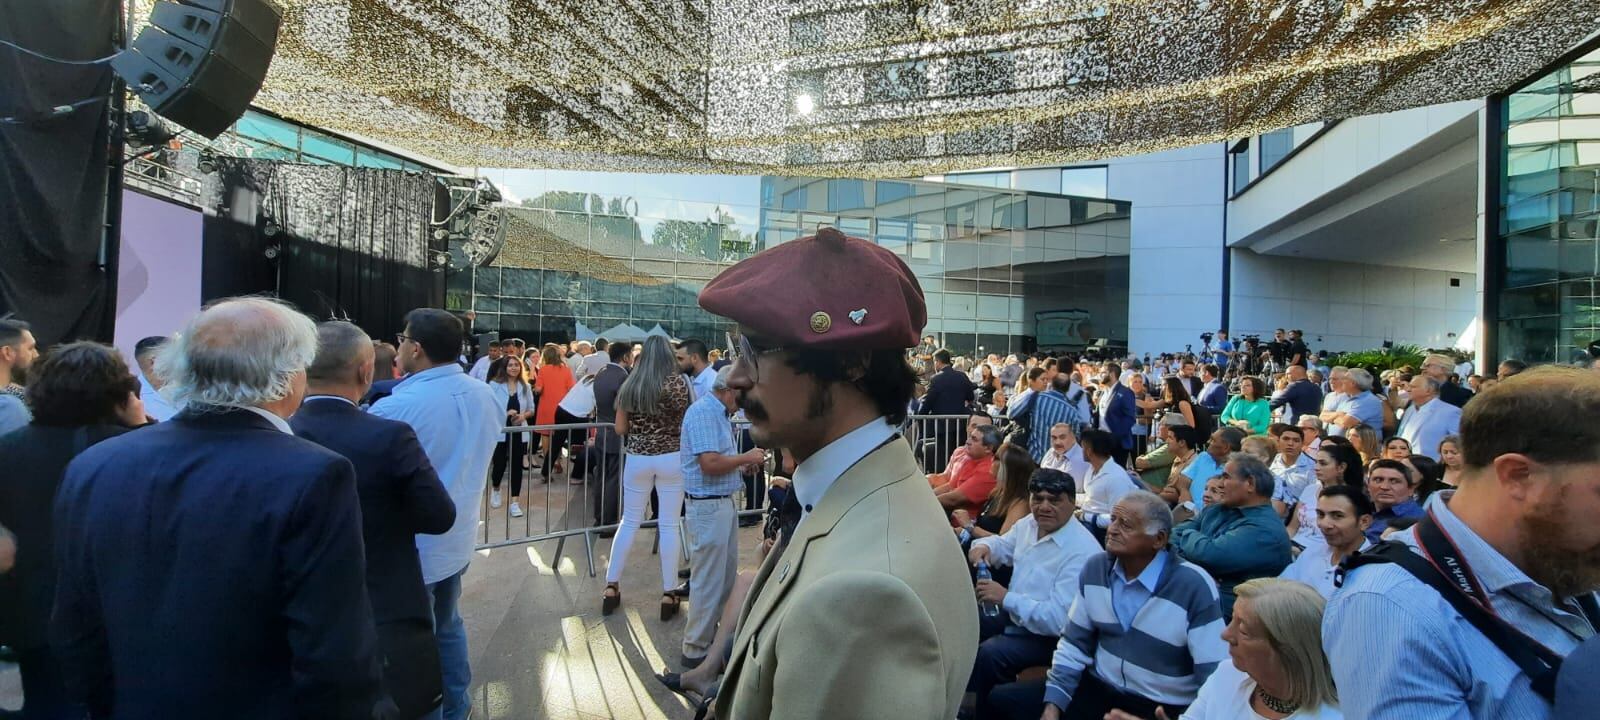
[399,363,465,387]
[1426,491,1537,595]
[1113,550,1168,591]
[791,417,895,516]
[696,366,717,382]
[243,406,294,435]
[303,394,358,407]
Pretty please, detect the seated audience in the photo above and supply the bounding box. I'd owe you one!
[1285,443,1364,553]
[955,443,1037,542]
[1156,425,1208,512]
[1221,377,1271,434]
[1110,578,1342,719]
[1296,415,1324,453]
[1437,434,1464,487]
[1171,427,1245,513]
[989,491,1226,720]
[1279,486,1374,599]
[1327,366,1600,719]
[1382,436,1411,460]
[1170,454,1293,619]
[1348,423,1380,465]
[1363,458,1423,542]
[1240,434,1276,463]
[966,468,1103,718]
[1134,414,1190,489]
[1040,422,1093,491]
[932,424,1002,517]
[1269,425,1317,519]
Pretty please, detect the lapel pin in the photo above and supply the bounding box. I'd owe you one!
[848,308,867,325]
[778,561,790,583]
[809,312,832,334]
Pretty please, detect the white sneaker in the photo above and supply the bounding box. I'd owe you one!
[510,501,524,518]
[491,489,503,508]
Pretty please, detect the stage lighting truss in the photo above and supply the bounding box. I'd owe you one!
[433,174,506,268]
[176,0,1600,178]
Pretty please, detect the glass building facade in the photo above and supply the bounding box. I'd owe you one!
[1497,48,1600,363]
[449,171,1130,356]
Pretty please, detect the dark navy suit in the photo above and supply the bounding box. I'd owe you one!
[51,407,385,720]
[918,366,976,473]
[1103,383,1138,462]
[290,396,456,719]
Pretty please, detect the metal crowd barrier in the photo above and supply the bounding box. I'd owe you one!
[474,413,998,576]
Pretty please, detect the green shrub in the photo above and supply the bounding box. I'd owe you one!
[1329,344,1425,375]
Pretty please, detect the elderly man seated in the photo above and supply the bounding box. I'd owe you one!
[984,491,1227,720]
[1169,454,1292,619]
[1364,458,1424,542]
[964,469,1103,719]
[930,424,1002,518]
[923,410,994,478]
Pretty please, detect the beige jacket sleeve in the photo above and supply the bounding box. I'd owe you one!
[768,570,948,720]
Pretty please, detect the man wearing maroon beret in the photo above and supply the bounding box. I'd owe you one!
[701,226,979,720]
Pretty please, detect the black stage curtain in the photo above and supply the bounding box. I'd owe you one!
[0,0,116,344]
[201,159,443,342]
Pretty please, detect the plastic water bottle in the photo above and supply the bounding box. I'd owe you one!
[958,527,973,545]
[976,561,1001,618]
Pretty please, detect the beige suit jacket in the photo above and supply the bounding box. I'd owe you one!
[715,438,980,719]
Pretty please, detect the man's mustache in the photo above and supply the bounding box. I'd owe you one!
[739,394,768,421]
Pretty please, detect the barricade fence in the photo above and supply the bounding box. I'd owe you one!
[474,414,993,575]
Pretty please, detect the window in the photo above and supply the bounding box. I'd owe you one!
[1259,128,1294,174]
[1229,138,1251,194]
[1059,166,1108,198]
[947,171,1010,188]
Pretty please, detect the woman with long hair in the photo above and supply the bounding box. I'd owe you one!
[533,343,577,480]
[1382,436,1411,461]
[953,442,1034,541]
[1437,434,1464,487]
[1160,375,1198,428]
[975,363,1002,409]
[488,356,536,518]
[0,342,147,717]
[1285,443,1365,552]
[1348,424,1380,466]
[604,334,692,619]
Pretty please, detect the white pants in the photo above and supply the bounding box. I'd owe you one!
[605,452,685,590]
[682,496,738,658]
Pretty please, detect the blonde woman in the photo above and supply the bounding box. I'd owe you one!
[1348,424,1380,466]
[1437,434,1464,487]
[1108,578,1341,719]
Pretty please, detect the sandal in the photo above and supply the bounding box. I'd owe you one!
[602,583,621,616]
[654,672,717,720]
[660,592,681,621]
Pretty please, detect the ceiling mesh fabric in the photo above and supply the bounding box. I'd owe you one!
[152,0,1600,177]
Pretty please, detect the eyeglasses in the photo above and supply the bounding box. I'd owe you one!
[395,334,415,346]
[733,334,785,372]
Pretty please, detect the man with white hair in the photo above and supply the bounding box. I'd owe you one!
[568,340,592,378]
[1396,375,1461,461]
[371,308,502,720]
[1296,414,1325,453]
[987,491,1227,720]
[676,365,764,668]
[1420,353,1473,408]
[52,297,387,718]
[1322,367,1383,437]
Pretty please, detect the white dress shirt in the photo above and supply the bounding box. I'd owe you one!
[579,351,608,380]
[468,354,493,382]
[1081,458,1139,523]
[1269,452,1317,506]
[138,373,179,422]
[1041,444,1093,488]
[242,406,293,434]
[791,416,896,525]
[1396,397,1462,460]
[1280,539,1373,599]
[973,513,1102,636]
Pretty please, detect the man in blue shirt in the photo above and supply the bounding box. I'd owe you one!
[1016,375,1080,463]
[1363,459,1424,542]
[678,366,764,667]
[1169,453,1290,619]
[1327,366,1600,720]
[370,309,502,720]
[1195,364,1227,416]
[1323,367,1384,437]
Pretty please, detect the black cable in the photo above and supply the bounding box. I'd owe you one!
[0,95,109,125]
[0,38,120,65]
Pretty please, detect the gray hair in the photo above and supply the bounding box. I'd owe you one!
[1329,365,1349,379]
[157,297,318,409]
[618,334,678,414]
[712,364,735,391]
[307,321,372,384]
[1296,415,1324,432]
[1346,367,1374,392]
[1228,452,1277,497]
[1412,374,1442,393]
[1118,490,1173,537]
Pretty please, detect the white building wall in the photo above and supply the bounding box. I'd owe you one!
[1229,252,1477,353]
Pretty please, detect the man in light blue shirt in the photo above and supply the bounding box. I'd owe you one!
[370,309,501,720]
[1327,366,1600,720]
[1324,368,1383,437]
[1396,375,1461,461]
[134,336,180,421]
[678,366,763,666]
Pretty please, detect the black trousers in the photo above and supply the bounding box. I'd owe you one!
[968,614,1057,719]
[988,673,1188,720]
[17,645,82,720]
[587,448,622,527]
[490,432,527,497]
[543,407,586,479]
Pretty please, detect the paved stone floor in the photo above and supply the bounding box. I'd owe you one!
[0,470,766,720]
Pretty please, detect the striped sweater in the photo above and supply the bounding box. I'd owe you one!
[1043,548,1228,710]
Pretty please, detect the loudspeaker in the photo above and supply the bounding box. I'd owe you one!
[112,0,281,138]
[1020,335,1037,353]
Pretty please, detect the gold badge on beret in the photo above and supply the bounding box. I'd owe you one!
[810,311,832,334]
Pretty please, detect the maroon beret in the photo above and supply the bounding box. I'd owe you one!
[698,226,926,351]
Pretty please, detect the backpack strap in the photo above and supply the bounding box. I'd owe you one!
[1337,541,1564,703]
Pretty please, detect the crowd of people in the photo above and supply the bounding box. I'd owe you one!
[1,225,1599,720]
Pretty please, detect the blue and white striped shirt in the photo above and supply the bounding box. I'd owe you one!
[1044,549,1227,709]
[1020,389,1080,463]
[1325,491,1597,719]
[679,393,742,497]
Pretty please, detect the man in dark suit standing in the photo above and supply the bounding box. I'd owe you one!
[51,297,387,720]
[589,341,633,530]
[292,321,457,719]
[919,349,975,473]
